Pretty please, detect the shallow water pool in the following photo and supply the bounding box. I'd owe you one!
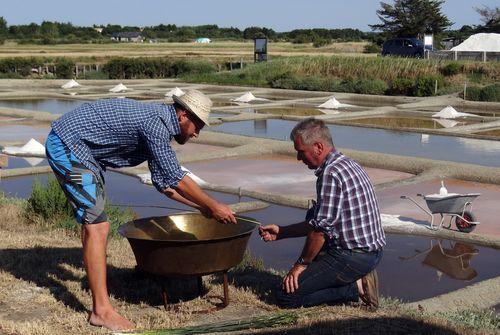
[210,119,500,167]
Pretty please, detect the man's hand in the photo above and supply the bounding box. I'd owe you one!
[210,202,237,224]
[283,264,307,294]
[259,224,280,242]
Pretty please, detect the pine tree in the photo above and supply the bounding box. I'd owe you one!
[370,0,452,37]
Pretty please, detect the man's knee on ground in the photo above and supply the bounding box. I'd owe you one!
[275,289,303,309]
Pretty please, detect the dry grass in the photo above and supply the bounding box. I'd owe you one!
[0,201,496,335]
[0,41,369,62]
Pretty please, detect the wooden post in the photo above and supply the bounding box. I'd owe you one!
[464,82,467,101]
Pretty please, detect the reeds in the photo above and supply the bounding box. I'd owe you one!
[114,312,298,335]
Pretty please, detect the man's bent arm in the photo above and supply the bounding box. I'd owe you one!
[163,187,202,211]
[299,230,325,264]
[171,174,236,223]
[278,221,312,239]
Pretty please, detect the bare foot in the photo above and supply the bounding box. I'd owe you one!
[89,308,134,331]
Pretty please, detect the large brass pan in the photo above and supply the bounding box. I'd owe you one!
[119,213,259,276]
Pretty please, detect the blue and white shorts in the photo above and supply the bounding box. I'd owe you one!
[45,130,107,224]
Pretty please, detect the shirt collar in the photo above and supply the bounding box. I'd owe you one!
[158,104,180,136]
[314,149,339,177]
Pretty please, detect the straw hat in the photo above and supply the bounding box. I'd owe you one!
[173,89,212,126]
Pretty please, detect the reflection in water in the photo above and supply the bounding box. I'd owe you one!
[254,120,267,135]
[211,120,500,167]
[400,239,478,281]
[0,99,88,114]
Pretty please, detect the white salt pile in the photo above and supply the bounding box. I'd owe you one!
[451,33,500,52]
[432,106,476,119]
[425,193,460,199]
[165,87,185,97]
[61,79,80,89]
[317,97,353,109]
[231,92,268,103]
[2,138,46,156]
[109,83,128,93]
[23,157,45,166]
[434,118,459,128]
[318,109,340,115]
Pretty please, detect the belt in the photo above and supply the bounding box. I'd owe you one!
[351,247,370,253]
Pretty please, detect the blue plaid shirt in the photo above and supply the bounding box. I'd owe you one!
[51,98,186,192]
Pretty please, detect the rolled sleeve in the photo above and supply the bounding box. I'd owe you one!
[308,172,343,239]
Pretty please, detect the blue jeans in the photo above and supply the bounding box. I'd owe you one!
[276,248,383,308]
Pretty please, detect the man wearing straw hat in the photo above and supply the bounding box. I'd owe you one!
[45,90,236,331]
[259,118,385,310]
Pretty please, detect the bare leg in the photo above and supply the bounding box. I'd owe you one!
[82,221,134,331]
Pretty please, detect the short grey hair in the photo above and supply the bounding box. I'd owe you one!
[290,118,334,146]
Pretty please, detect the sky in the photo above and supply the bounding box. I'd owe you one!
[1,0,498,32]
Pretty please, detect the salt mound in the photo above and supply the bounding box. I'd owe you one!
[61,79,80,89]
[318,109,340,115]
[109,83,128,93]
[434,118,459,128]
[317,97,353,109]
[432,106,476,119]
[23,157,45,166]
[425,193,460,199]
[231,92,268,103]
[165,87,185,97]
[2,138,46,156]
[451,33,500,52]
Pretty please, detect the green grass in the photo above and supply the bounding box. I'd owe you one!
[25,177,135,237]
[182,56,499,97]
[438,308,500,331]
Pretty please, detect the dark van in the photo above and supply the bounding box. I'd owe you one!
[382,38,424,58]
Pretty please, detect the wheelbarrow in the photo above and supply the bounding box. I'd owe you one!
[400,193,480,233]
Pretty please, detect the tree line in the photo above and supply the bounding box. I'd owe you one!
[0,1,497,45]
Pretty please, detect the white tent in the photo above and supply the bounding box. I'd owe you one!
[2,138,46,156]
[231,92,269,103]
[317,97,353,109]
[137,166,206,186]
[61,79,80,89]
[432,106,476,119]
[165,87,185,97]
[195,38,211,43]
[451,33,500,52]
[109,83,128,93]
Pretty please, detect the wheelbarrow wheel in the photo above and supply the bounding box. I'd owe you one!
[455,211,477,233]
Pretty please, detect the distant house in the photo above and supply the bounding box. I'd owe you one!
[195,37,211,43]
[111,32,144,43]
[94,27,104,34]
[441,37,462,50]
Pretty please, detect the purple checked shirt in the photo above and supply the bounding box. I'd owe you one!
[308,150,386,251]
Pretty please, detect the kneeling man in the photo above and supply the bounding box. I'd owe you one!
[259,118,385,308]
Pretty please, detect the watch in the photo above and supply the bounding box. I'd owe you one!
[295,257,310,266]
